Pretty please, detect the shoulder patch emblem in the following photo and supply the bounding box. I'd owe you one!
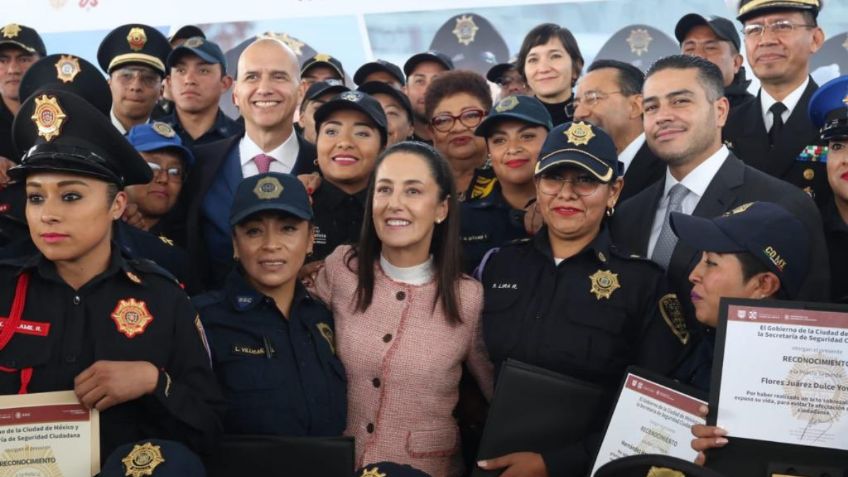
[316,322,335,354]
[111,298,154,338]
[659,293,689,345]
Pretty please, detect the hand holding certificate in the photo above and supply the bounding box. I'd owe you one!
[0,390,99,476]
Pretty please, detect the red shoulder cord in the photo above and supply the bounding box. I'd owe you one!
[0,272,34,394]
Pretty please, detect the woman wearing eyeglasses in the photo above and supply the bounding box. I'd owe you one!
[424,70,493,202]
[476,122,686,477]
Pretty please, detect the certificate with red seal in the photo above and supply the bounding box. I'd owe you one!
[0,391,99,476]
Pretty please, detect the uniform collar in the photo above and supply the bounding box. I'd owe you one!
[225,267,312,313]
[315,180,367,209]
[533,225,615,265]
[31,243,129,288]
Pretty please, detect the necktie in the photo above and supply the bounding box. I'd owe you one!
[253,154,275,174]
[768,102,787,148]
[651,183,688,269]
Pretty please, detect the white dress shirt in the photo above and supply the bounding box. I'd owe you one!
[760,77,809,132]
[110,109,149,135]
[238,129,300,176]
[647,145,729,256]
[618,133,645,175]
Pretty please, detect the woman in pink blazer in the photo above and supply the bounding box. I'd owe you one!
[310,141,494,476]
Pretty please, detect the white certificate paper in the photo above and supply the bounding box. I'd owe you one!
[717,304,848,450]
[0,390,99,476]
[591,373,705,475]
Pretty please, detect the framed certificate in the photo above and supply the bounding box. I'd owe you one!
[590,367,707,475]
[0,390,99,476]
[707,298,848,474]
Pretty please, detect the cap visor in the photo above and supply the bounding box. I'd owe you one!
[475,112,549,137]
[535,150,614,182]
[230,203,312,226]
[674,13,709,43]
[168,46,220,67]
[669,212,744,253]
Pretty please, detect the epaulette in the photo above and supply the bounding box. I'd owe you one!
[127,258,181,286]
[191,290,226,310]
[469,174,498,201]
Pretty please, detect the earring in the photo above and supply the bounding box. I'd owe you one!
[605,206,615,217]
[435,217,443,224]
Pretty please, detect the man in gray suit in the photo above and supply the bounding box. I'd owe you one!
[611,55,829,329]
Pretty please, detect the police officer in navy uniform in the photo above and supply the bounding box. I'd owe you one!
[193,172,346,437]
[809,75,848,302]
[460,95,551,273]
[0,23,45,163]
[476,122,686,476]
[0,89,222,462]
[723,0,831,209]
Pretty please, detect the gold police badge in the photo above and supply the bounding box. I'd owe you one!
[1,24,21,39]
[317,322,336,354]
[254,176,284,200]
[452,15,479,46]
[313,53,332,62]
[127,27,148,52]
[495,95,519,112]
[626,28,653,57]
[122,442,165,477]
[589,270,620,299]
[646,467,684,477]
[360,467,387,477]
[110,298,154,338]
[564,121,595,146]
[31,95,67,142]
[54,55,81,83]
[152,121,176,138]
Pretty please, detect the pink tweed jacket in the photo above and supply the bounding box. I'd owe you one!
[311,246,494,477]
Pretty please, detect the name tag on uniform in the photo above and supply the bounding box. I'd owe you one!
[0,318,50,337]
[461,234,488,243]
[231,344,273,357]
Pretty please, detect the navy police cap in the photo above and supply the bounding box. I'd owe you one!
[475,95,552,138]
[808,74,848,141]
[535,121,620,182]
[230,172,313,226]
[313,90,388,146]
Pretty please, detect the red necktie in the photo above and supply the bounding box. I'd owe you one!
[253,154,275,174]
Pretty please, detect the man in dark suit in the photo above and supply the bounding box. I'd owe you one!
[183,37,317,291]
[610,55,829,330]
[573,59,663,202]
[723,0,829,208]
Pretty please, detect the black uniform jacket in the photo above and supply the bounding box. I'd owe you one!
[0,246,223,461]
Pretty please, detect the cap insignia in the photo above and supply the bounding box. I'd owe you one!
[725,202,754,216]
[31,95,67,142]
[564,121,595,146]
[452,14,480,46]
[1,24,21,39]
[340,91,361,102]
[495,95,519,112]
[359,468,387,477]
[152,121,176,138]
[626,28,653,57]
[646,466,685,477]
[589,270,620,299]
[122,442,165,477]
[254,176,284,200]
[127,27,148,52]
[111,298,154,338]
[313,53,332,62]
[55,55,81,83]
[183,36,204,48]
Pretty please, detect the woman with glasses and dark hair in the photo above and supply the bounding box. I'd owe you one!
[424,70,493,202]
[476,122,685,477]
[516,23,585,126]
[308,141,493,477]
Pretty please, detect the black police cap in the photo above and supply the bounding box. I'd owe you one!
[97,24,171,76]
[428,13,508,76]
[313,90,388,146]
[301,53,345,79]
[357,81,413,123]
[595,454,727,477]
[486,62,515,84]
[169,25,205,44]
[403,50,453,77]
[101,440,206,477]
[19,54,112,117]
[475,95,552,138]
[0,23,46,57]
[10,89,152,188]
[536,121,620,181]
[356,461,432,477]
[808,74,848,141]
[230,172,313,226]
[167,36,227,71]
[737,0,821,22]
[304,79,349,102]
[354,59,405,86]
[671,201,809,299]
[675,14,741,52]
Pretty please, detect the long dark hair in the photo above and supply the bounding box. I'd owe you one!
[346,141,466,323]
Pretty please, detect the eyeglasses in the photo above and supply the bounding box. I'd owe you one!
[430,108,486,132]
[572,90,624,109]
[742,20,816,39]
[113,67,161,88]
[538,174,602,197]
[147,162,184,181]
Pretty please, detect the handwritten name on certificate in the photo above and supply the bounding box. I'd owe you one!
[0,391,99,476]
[717,304,848,450]
[591,373,705,475]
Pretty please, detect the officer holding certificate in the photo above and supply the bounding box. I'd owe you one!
[0,89,222,462]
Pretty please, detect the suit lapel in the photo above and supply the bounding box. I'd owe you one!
[198,134,240,204]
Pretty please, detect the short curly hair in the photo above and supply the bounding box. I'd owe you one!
[424,70,493,120]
